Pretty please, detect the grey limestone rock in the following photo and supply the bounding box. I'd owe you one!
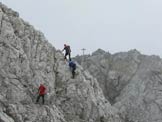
[0,2,122,122]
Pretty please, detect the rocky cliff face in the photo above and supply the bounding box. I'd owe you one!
[75,49,162,122]
[0,3,122,122]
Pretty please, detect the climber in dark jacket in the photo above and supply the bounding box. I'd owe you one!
[36,84,46,104]
[69,60,76,79]
[62,44,71,61]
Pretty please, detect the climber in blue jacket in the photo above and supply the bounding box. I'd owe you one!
[69,60,76,79]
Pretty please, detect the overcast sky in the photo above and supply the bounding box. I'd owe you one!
[1,0,162,57]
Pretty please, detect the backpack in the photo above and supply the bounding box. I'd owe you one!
[67,45,71,52]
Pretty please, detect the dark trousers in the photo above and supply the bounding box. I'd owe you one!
[65,52,71,61]
[36,94,45,104]
[72,68,76,78]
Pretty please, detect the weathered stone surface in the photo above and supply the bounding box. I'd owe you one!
[76,49,162,122]
[0,2,122,122]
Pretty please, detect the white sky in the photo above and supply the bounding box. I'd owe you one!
[1,0,162,57]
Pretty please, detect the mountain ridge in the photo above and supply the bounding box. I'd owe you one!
[75,48,162,122]
[0,2,122,122]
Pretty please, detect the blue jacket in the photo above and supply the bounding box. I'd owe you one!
[69,61,76,69]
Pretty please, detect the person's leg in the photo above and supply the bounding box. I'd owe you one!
[36,95,41,103]
[41,95,45,104]
[64,54,67,60]
[72,68,75,78]
[68,53,71,61]
[65,52,68,61]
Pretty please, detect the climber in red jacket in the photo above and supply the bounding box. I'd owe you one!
[36,84,46,104]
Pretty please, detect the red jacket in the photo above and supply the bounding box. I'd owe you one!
[38,84,46,95]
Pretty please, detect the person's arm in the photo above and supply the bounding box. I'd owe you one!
[38,87,40,94]
[69,62,72,67]
[62,47,65,52]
